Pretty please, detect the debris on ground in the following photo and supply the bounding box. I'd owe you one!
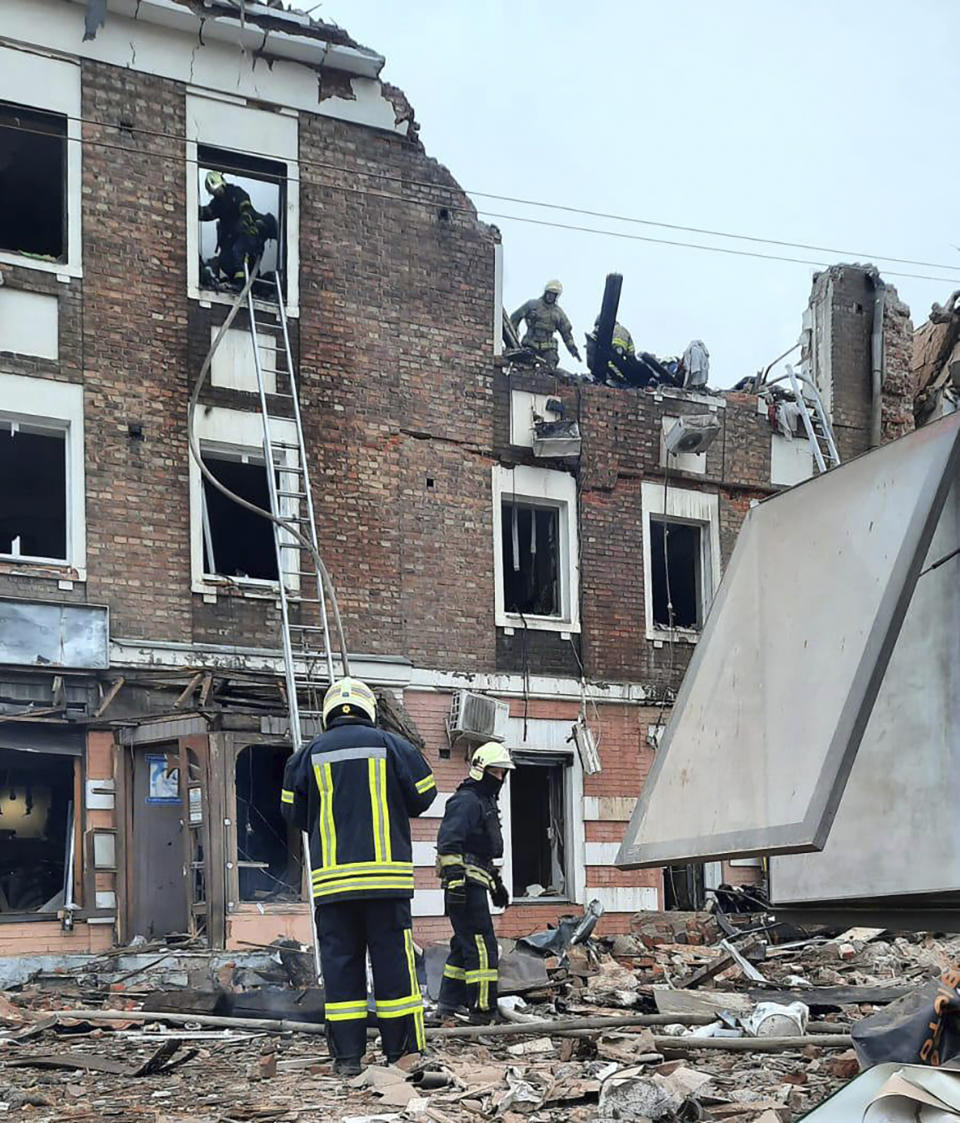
[2,913,960,1120]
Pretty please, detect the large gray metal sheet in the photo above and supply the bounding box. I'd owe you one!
[618,413,960,869]
[770,469,960,904]
[0,597,109,669]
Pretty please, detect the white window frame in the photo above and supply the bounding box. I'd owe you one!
[500,717,585,906]
[492,465,580,634]
[0,373,86,579]
[185,91,300,316]
[641,481,720,643]
[189,407,300,598]
[0,45,82,278]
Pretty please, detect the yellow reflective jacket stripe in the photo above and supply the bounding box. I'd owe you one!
[312,876,413,899]
[312,860,413,882]
[415,774,436,794]
[280,788,294,805]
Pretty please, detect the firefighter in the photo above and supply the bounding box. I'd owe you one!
[435,742,514,1022]
[281,677,437,1075]
[510,280,582,370]
[199,170,276,287]
[585,318,636,385]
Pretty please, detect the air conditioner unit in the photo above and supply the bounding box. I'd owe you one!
[533,418,582,459]
[446,690,508,744]
[664,413,720,456]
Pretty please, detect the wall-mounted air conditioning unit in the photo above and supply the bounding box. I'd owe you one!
[533,417,582,459]
[446,690,509,745]
[664,414,720,456]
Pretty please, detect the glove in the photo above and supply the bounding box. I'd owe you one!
[491,879,509,909]
[570,345,582,362]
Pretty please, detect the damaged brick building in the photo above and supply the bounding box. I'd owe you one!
[0,0,913,964]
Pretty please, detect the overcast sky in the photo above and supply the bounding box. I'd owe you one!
[307,1,960,387]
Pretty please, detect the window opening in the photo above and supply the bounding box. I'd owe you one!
[0,748,75,914]
[650,518,703,629]
[501,500,560,616]
[0,423,67,561]
[0,102,67,261]
[235,745,301,902]
[197,145,284,296]
[509,762,567,898]
[202,452,279,581]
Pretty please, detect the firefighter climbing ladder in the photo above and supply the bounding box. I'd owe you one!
[770,365,842,473]
[188,262,351,979]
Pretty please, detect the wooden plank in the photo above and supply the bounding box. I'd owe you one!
[653,985,753,1017]
[746,984,913,1008]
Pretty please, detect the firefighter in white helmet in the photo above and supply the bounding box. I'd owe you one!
[509,280,581,371]
[282,677,436,1074]
[434,742,514,1021]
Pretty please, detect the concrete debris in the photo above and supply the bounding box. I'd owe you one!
[1,915,959,1121]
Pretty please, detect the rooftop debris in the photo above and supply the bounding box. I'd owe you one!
[3,916,960,1120]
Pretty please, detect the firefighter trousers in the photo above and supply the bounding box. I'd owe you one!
[438,883,499,1014]
[315,897,425,1062]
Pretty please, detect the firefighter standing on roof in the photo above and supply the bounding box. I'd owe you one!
[281,677,436,1075]
[510,280,582,371]
[435,742,514,1021]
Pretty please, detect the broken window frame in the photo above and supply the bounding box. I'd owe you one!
[0,374,87,579]
[0,420,68,565]
[0,46,82,278]
[0,100,67,264]
[0,746,83,922]
[232,742,303,906]
[640,481,720,643]
[189,408,300,598]
[648,516,707,631]
[500,737,586,907]
[185,94,300,314]
[196,143,288,298]
[491,465,580,634]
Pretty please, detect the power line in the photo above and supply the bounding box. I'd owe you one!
[478,211,960,285]
[4,112,960,284]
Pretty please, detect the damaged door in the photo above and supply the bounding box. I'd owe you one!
[130,744,188,939]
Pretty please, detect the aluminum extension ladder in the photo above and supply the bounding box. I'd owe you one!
[244,266,335,978]
[244,268,336,739]
[780,364,842,474]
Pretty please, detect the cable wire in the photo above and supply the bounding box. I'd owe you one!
[4,113,960,282]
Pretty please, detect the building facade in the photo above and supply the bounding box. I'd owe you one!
[0,1,902,961]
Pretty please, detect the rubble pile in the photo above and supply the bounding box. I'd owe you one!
[2,916,960,1121]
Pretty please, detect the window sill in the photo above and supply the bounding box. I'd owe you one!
[0,558,85,583]
[497,613,581,635]
[511,895,572,905]
[193,577,288,602]
[0,251,79,281]
[646,626,701,644]
[190,284,299,320]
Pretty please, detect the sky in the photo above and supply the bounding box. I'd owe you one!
[303,1,960,387]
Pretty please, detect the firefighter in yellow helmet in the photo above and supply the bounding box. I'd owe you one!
[281,677,437,1074]
[435,742,514,1021]
[199,169,277,288]
[510,280,581,371]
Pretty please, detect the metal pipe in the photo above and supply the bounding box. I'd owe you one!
[590,273,623,381]
[870,273,886,448]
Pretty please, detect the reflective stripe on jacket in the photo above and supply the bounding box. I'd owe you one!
[281,717,436,903]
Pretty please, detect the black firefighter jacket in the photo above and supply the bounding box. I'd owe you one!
[281,717,436,904]
[436,776,504,890]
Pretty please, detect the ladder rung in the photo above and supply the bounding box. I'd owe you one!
[276,490,307,498]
